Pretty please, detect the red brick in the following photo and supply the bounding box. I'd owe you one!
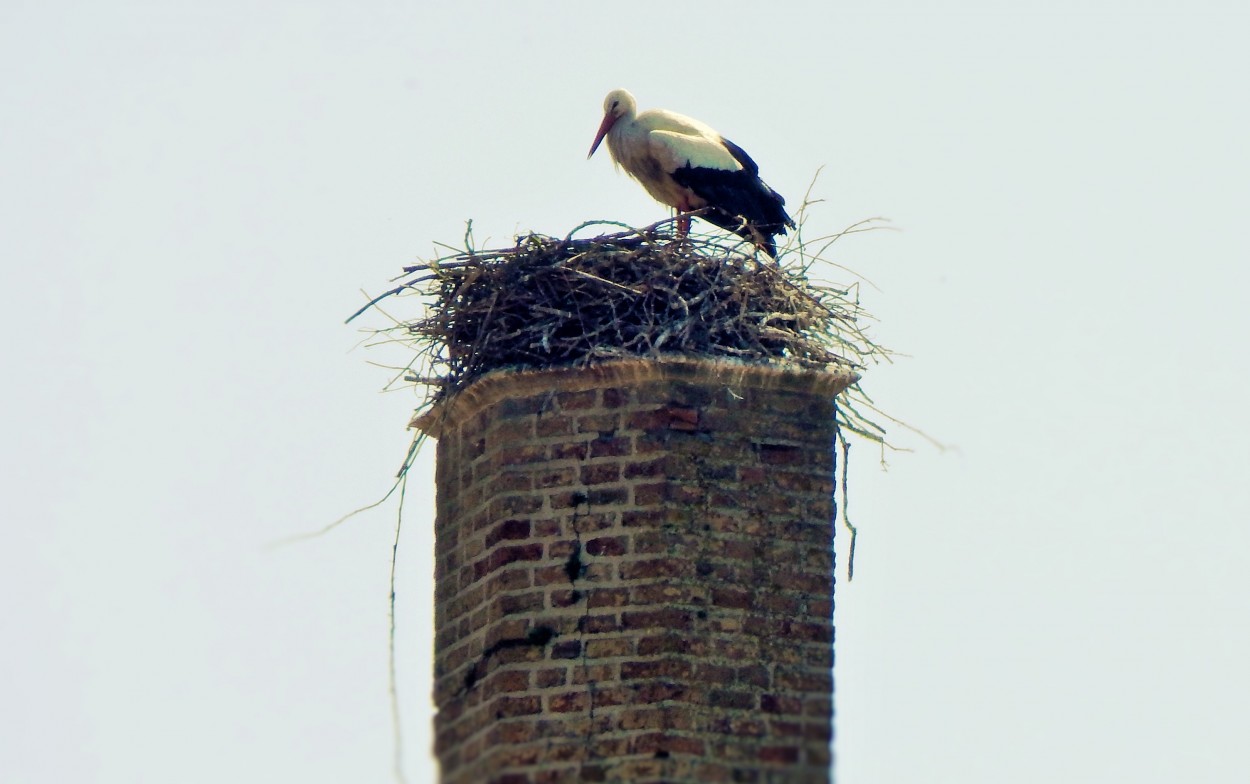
[585,536,627,557]
[633,680,689,702]
[632,481,668,506]
[589,435,632,458]
[760,693,803,715]
[711,587,753,609]
[483,669,531,696]
[758,745,800,764]
[601,387,630,408]
[570,662,617,684]
[548,441,588,461]
[549,589,582,608]
[586,486,628,506]
[630,732,706,756]
[635,634,691,657]
[619,558,684,580]
[621,658,693,680]
[533,467,577,488]
[492,494,544,516]
[550,640,582,659]
[484,518,531,548]
[555,389,597,410]
[586,588,629,609]
[498,591,544,616]
[547,691,589,713]
[576,413,618,433]
[535,415,574,438]
[579,463,621,485]
[493,443,547,466]
[580,614,620,634]
[756,443,805,465]
[492,695,542,718]
[585,638,632,658]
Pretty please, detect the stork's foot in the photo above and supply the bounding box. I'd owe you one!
[676,214,691,237]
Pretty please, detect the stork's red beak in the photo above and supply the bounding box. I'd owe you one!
[587,113,617,158]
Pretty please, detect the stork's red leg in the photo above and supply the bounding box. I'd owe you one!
[675,203,692,239]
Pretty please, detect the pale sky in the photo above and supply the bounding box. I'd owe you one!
[3,2,1249,782]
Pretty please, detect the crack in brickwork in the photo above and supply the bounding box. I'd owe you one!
[420,359,852,784]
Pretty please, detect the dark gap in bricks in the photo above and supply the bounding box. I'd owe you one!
[565,540,584,583]
[461,625,556,694]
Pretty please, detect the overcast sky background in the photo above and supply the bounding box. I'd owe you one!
[4,2,1249,782]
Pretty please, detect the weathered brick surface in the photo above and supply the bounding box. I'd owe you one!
[418,359,854,784]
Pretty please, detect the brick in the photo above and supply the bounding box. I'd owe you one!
[550,640,582,659]
[535,667,567,688]
[585,638,633,658]
[628,583,687,605]
[760,693,803,715]
[712,587,753,609]
[548,441,589,461]
[492,494,544,517]
[576,413,618,434]
[635,634,691,657]
[579,463,621,485]
[631,481,667,506]
[633,680,689,702]
[589,435,632,458]
[548,490,589,510]
[621,509,666,529]
[631,732,706,756]
[586,486,628,506]
[755,442,805,466]
[550,589,582,608]
[601,387,630,408]
[555,389,597,410]
[621,658,693,680]
[707,687,755,709]
[570,662,617,684]
[483,669,531,696]
[533,565,572,586]
[626,406,699,431]
[736,664,770,688]
[492,695,542,718]
[484,518,531,548]
[498,591,544,616]
[619,559,684,581]
[758,745,800,764]
[494,443,547,466]
[585,536,627,557]
[622,607,694,632]
[535,415,575,438]
[548,691,590,713]
[709,715,766,737]
[491,470,534,493]
[533,466,577,488]
[586,588,629,609]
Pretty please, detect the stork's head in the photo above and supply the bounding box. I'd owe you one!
[588,88,637,159]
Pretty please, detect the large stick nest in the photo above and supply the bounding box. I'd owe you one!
[356,216,891,441]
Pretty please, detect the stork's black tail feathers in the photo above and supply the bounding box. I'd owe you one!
[670,142,794,257]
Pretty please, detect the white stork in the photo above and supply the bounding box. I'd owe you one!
[587,88,794,256]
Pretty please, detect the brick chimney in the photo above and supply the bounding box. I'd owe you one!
[414,356,855,784]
